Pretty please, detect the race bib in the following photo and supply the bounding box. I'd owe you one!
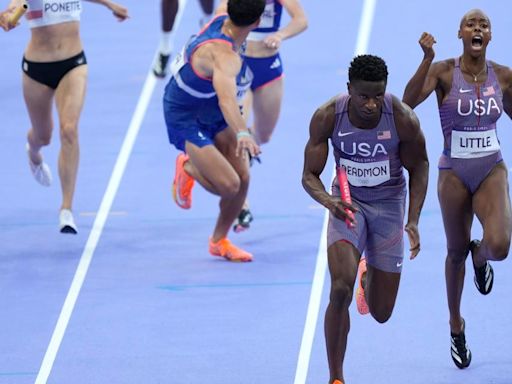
[451,129,500,159]
[340,158,390,187]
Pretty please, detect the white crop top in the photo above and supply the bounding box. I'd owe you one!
[26,0,82,28]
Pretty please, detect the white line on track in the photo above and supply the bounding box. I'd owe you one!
[34,1,189,382]
[293,1,377,383]
[34,71,157,384]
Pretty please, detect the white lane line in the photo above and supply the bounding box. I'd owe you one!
[35,0,192,384]
[34,2,192,381]
[293,1,378,383]
[34,72,157,384]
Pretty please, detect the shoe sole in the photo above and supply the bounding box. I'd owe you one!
[233,223,250,233]
[60,225,78,235]
[452,349,472,369]
[153,69,166,79]
[172,179,191,209]
[211,253,252,262]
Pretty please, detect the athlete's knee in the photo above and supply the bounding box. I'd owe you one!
[329,278,353,309]
[237,167,250,187]
[256,132,272,145]
[29,128,52,146]
[60,122,78,145]
[253,126,274,145]
[370,301,394,323]
[217,175,241,198]
[446,248,468,265]
[484,234,510,261]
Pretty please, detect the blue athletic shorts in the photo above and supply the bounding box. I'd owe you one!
[243,53,284,90]
[163,77,227,151]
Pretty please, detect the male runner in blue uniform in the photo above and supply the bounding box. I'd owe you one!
[164,0,265,262]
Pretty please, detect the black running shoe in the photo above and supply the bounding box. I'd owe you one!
[153,52,171,78]
[450,320,472,369]
[470,239,494,295]
[233,209,253,233]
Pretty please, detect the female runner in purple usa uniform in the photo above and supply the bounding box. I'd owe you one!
[403,8,512,370]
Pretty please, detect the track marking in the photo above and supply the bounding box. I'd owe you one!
[293,1,378,382]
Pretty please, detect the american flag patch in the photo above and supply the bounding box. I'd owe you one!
[483,86,495,97]
[377,130,391,140]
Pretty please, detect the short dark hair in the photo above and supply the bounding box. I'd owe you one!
[227,0,265,27]
[348,54,388,83]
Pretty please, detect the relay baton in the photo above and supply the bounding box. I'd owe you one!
[9,3,27,25]
[337,166,355,228]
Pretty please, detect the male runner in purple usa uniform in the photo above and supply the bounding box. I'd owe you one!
[403,8,512,370]
[302,55,429,384]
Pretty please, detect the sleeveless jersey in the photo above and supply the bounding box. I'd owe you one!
[247,0,283,41]
[26,0,81,28]
[170,14,253,109]
[331,94,406,201]
[439,58,503,160]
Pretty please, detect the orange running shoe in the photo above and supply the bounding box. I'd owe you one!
[172,153,194,209]
[332,380,344,384]
[356,257,369,315]
[209,237,253,262]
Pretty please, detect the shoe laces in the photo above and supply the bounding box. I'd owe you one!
[451,331,468,354]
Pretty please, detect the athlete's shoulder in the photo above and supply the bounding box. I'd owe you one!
[391,95,420,126]
[314,95,338,119]
[309,95,338,135]
[489,60,512,78]
[430,58,455,75]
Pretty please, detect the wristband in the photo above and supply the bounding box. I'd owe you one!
[236,131,251,140]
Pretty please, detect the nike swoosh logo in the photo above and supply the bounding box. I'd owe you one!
[459,88,472,93]
[396,262,403,267]
[338,132,354,137]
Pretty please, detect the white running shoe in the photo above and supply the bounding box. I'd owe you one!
[59,209,78,234]
[26,143,52,186]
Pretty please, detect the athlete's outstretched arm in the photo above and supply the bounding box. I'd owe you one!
[211,45,260,158]
[302,98,356,224]
[1,0,24,31]
[263,0,308,49]
[402,32,438,108]
[215,0,227,15]
[394,97,429,259]
[85,0,129,21]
